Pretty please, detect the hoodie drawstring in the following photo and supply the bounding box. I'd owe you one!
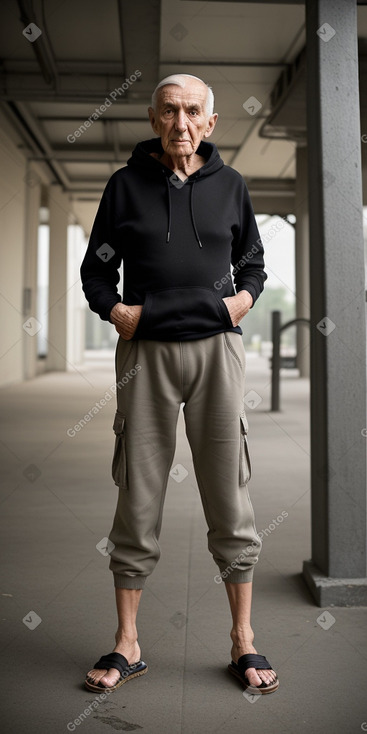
[164,175,202,248]
[165,176,172,243]
[190,181,202,248]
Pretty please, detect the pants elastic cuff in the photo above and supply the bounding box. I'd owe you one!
[113,573,147,590]
[221,567,254,584]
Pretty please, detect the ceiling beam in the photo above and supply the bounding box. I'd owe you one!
[184,0,367,3]
[13,101,71,190]
[6,59,289,72]
[16,0,58,87]
[0,79,153,104]
[116,0,161,81]
[159,60,289,68]
[5,60,130,75]
[38,118,150,124]
[116,0,127,80]
[245,177,295,195]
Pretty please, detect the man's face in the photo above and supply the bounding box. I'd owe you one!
[148,79,218,157]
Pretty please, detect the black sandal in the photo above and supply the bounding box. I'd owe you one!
[228,653,279,695]
[85,651,148,692]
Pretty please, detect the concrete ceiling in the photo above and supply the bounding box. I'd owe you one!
[1,0,366,234]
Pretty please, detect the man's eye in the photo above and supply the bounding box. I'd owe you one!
[189,110,199,116]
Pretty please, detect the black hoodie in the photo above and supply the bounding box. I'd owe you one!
[80,137,267,341]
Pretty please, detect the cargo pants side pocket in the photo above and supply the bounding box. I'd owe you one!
[239,412,252,486]
[112,410,127,489]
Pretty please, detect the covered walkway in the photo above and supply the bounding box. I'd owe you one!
[1,353,366,734]
[1,1,367,730]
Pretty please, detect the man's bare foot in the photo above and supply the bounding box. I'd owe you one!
[86,632,141,688]
[230,627,277,688]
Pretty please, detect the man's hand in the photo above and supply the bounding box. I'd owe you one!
[222,290,253,327]
[110,302,143,340]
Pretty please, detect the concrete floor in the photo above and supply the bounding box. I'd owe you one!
[1,351,366,734]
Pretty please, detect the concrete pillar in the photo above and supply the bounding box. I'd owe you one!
[46,185,70,371]
[360,56,367,207]
[23,164,41,380]
[294,144,310,378]
[303,0,367,605]
[67,224,86,368]
[0,113,26,386]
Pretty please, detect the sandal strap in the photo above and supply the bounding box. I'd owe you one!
[237,654,272,674]
[93,652,129,675]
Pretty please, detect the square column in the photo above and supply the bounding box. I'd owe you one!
[23,165,41,380]
[46,185,70,371]
[303,0,367,605]
[295,144,310,378]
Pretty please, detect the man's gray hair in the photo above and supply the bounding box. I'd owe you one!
[151,74,214,117]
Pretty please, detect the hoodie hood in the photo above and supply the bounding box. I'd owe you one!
[127,138,224,246]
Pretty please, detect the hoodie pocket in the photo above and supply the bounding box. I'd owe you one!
[112,410,127,489]
[134,286,233,340]
[239,412,252,486]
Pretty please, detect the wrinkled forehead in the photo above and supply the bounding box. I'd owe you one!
[157,83,208,108]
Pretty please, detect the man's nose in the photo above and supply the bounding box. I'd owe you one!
[175,110,187,131]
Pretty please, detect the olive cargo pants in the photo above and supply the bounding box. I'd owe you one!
[108,332,262,589]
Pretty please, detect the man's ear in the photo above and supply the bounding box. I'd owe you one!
[148,107,160,135]
[203,113,218,139]
[204,113,218,139]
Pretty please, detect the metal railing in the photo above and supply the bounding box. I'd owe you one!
[271,310,310,411]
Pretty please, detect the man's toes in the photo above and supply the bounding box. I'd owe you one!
[99,668,121,688]
[267,670,277,682]
[257,669,276,686]
[245,668,277,688]
[254,670,267,685]
[86,668,107,684]
[246,668,262,687]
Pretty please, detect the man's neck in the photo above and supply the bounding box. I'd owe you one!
[159,151,206,181]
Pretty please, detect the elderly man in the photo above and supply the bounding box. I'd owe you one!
[81,74,279,696]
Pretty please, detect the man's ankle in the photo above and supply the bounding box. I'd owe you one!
[230,625,254,646]
[115,629,138,645]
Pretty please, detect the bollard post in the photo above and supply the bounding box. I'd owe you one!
[271,310,281,411]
